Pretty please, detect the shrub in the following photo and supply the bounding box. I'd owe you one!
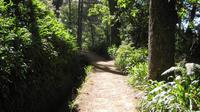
[128,62,148,87]
[142,67,200,111]
[114,43,147,71]
[127,48,147,67]
[0,0,84,111]
[115,43,135,70]
[108,45,118,58]
[109,43,148,87]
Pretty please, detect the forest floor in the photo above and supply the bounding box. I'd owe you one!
[72,52,143,112]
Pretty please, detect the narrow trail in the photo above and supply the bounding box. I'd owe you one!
[74,52,143,112]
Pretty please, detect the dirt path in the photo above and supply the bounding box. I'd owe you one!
[74,52,143,112]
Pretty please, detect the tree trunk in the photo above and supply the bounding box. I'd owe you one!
[148,0,177,80]
[90,22,95,48]
[106,22,111,45]
[108,0,121,46]
[68,0,72,29]
[77,0,83,50]
[52,0,63,18]
[87,17,95,48]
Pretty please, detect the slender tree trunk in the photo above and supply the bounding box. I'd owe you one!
[185,4,197,38]
[53,0,63,18]
[68,0,72,29]
[89,21,95,48]
[77,0,83,50]
[148,0,177,80]
[185,4,197,56]
[27,0,41,46]
[108,0,121,46]
[106,22,111,45]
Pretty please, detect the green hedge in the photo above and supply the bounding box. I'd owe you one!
[0,0,85,111]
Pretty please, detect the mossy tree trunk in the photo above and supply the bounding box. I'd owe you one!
[148,0,177,80]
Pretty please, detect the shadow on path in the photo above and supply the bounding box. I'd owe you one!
[93,64,125,76]
[81,51,125,76]
[72,51,141,112]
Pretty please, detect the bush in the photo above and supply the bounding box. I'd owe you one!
[108,43,148,87]
[0,0,84,111]
[115,43,147,71]
[108,45,118,58]
[142,67,200,111]
[115,43,134,70]
[128,62,148,87]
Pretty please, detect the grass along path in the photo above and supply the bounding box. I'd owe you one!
[72,52,143,112]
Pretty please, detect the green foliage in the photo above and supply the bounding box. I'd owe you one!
[109,42,148,87]
[84,65,93,74]
[0,0,83,111]
[115,43,147,71]
[115,43,134,70]
[128,62,148,87]
[88,1,111,25]
[118,0,148,47]
[107,45,118,58]
[117,0,131,8]
[142,68,200,111]
[60,1,78,34]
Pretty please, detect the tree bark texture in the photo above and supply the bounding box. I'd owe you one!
[148,0,177,80]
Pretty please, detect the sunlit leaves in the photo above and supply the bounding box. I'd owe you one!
[117,0,131,8]
[142,68,200,111]
[108,43,148,88]
[188,0,200,3]
[128,62,148,87]
[178,7,188,19]
[88,4,109,16]
[130,8,139,17]
[0,0,77,81]
[0,0,13,13]
[88,3,111,25]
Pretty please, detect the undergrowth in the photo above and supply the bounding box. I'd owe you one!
[0,0,83,111]
[142,66,200,111]
[108,42,148,88]
[108,43,200,111]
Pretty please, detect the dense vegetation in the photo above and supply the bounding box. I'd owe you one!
[0,0,87,111]
[0,0,200,111]
[108,42,148,87]
[108,44,200,111]
[105,0,200,111]
[142,67,200,111]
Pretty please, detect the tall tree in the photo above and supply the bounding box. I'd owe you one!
[148,0,177,80]
[68,0,72,29]
[108,0,121,46]
[77,0,83,49]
